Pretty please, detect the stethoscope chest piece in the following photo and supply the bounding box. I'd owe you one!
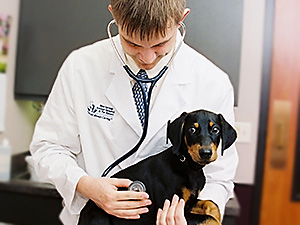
[128,180,146,192]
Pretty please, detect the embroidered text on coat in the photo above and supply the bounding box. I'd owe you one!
[87,102,115,121]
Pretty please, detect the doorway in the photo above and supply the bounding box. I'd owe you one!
[253,0,300,224]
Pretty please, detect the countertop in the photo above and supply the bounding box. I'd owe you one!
[0,177,61,198]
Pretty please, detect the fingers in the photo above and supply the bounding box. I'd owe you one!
[117,190,149,200]
[104,189,151,219]
[111,178,150,201]
[99,196,151,209]
[157,198,171,225]
[157,208,163,223]
[108,206,150,220]
[78,177,152,219]
[168,195,179,222]
[156,195,187,225]
[110,178,132,188]
[174,199,186,224]
[99,190,151,219]
[115,197,152,208]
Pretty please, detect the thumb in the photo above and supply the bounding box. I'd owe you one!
[110,178,132,188]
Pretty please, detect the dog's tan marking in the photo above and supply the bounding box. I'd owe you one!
[187,142,201,163]
[181,187,193,202]
[194,123,199,128]
[185,136,219,164]
[209,122,214,127]
[190,200,221,225]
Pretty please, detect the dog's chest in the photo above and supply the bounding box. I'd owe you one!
[116,152,205,206]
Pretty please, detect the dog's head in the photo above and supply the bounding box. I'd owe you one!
[167,110,237,166]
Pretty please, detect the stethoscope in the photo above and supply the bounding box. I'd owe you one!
[101,19,186,177]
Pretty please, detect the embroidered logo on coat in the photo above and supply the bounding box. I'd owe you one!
[87,102,115,121]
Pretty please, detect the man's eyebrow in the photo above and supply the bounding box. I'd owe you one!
[122,35,173,48]
[122,36,142,47]
[152,38,172,47]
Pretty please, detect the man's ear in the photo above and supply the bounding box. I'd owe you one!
[218,114,237,156]
[167,112,188,156]
[108,5,118,25]
[108,5,113,15]
[180,8,190,24]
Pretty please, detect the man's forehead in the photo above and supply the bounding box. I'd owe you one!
[122,34,173,48]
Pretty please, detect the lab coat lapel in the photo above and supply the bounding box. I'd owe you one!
[141,35,191,148]
[142,65,189,147]
[105,49,142,136]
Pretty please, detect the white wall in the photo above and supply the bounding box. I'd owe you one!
[0,0,266,184]
[234,0,266,184]
[0,0,40,154]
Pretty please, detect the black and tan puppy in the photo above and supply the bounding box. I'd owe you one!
[79,109,237,225]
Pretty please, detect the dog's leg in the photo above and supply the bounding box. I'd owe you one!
[190,200,221,225]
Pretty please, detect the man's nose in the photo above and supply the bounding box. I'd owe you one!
[138,48,157,64]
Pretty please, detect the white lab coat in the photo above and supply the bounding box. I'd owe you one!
[30,34,238,225]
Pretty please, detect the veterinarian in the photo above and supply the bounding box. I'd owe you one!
[30,0,238,224]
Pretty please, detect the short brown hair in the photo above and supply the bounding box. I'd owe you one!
[110,0,186,40]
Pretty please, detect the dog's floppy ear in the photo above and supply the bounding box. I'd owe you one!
[167,112,188,155]
[218,114,237,156]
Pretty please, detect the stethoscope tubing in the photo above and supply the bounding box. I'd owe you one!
[101,66,167,177]
[101,20,185,177]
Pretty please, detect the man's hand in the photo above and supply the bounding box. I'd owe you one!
[156,195,187,225]
[77,176,152,219]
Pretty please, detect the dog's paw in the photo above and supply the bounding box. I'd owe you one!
[199,217,221,225]
[190,200,221,224]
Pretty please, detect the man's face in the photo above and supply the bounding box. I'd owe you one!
[119,25,178,70]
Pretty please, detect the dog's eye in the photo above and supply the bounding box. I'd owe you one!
[188,127,196,134]
[211,126,220,135]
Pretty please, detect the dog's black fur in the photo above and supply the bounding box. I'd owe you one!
[78,109,237,225]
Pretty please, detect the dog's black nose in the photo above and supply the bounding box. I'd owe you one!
[199,148,212,160]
